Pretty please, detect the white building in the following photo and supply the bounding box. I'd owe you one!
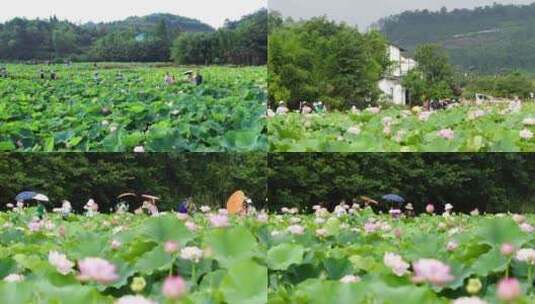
[378,45,417,105]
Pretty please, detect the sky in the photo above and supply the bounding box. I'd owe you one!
[0,0,266,28]
[270,0,534,30]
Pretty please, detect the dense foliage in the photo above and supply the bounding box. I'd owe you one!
[268,102,535,152]
[402,44,456,104]
[0,209,268,303]
[378,3,535,74]
[171,9,267,66]
[0,63,267,152]
[268,15,389,110]
[463,72,535,99]
[0,14,213,62]
[268,153,535,213]
[266,208,535,303]
[0,153,267,212]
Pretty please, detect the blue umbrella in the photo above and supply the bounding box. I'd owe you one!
[382,194,405,204]
[15,191,49,202]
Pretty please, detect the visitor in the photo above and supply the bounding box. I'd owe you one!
[116,72,124,81]
[39,69,45,80]
[164,73,175,85]
[191,70,203,86]
[301,102,313,114]
[276,101,289,115]
[50,70,57,80]
[84,199,99,217]
[93,72,100,84]
[314,101,326,113]
[0,66,8,78]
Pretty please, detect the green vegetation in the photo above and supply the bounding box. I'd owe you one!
[268,103,535,152]
[462,72,535,99]
[378,3,535,74]
[268,153,535,213]
[0,63,267,152]
[0,14,211,62]
[0,10,266,65]
[402,44,457,105]
[0,153,267,211]
[266,210,535,303]
[171,9,267,65]
[0,210,268,303]
[268,15,389,110]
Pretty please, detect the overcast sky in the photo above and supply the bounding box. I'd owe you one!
[270,0,534,30]
[0,0,266,28]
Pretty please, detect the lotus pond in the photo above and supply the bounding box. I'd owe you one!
[268,103,535,152]
[0,63,267,152]
[2,206,535,303]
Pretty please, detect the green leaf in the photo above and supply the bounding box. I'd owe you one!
[267,244,304,270]
[220,260,267,304]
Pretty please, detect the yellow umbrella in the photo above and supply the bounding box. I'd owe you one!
[360,196,379,205]
[226,191,245,215]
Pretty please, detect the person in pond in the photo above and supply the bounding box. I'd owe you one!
[0,66,8,78]
[191,70,203,86]
[164,73,175,85]
[177,197,196,214]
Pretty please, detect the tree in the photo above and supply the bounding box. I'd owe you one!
[268,16,389,109]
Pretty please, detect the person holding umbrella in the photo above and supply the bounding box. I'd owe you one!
[14,191,50,219]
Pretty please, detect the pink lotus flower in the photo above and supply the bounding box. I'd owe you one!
[497,278,521,302]
[111,240,122,250]
[412,259,454,286]
[184,221,198,232]
[364,222,379,233]
[209,214,229,228]
[164,241,179,254]
[383,252,410,277]
[180,246,203,263]
[77,257,119,284]
[452,297,487,304]
[48,251,74,275]
[339,275,361,284]
[426,204,435,214]
[515,248,535,265]
[500,243,515,257]
[520,223,535,233]
[116,295,156,304]
[28,219,43,232]
[287,225,305,235]
[162,276,187,299]
[437,128,455,140]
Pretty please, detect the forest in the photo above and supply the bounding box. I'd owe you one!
[0,9,267,65]
[268,153,535,213]
[0,153,267,212]
[377,2,535,74]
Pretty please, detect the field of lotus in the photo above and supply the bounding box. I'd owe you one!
[267,205,535,304]
[0,63,267,152]
[0,208,268,303]
[3,205,535,303]
[268,102,535,152]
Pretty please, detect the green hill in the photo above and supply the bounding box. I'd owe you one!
[377,2,535,74]
[87,13,214,34]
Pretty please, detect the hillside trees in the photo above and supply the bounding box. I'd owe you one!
[268,16,389,109]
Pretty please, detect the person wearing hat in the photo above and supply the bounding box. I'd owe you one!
[405,203,415,217]
[84,199,99,217]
